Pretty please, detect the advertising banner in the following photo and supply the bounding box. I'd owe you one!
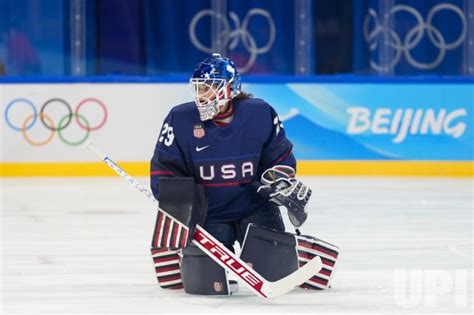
[249,83,473,160]
[1,81,472,176]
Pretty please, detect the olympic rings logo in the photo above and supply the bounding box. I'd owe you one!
[4,97,108,146]
[363,3,467,72]
[189,8,276,73]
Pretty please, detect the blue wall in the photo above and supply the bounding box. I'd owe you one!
[0,0,472,76]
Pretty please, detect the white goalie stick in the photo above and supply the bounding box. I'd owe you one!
[85,141,322,299]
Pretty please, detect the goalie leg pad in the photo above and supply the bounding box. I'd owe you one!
[157,177,207,248]
[239,224,299,281]
[150,247,183,289]
[150,211,184,290]
[181,243,233,295]
[296,234,340,290]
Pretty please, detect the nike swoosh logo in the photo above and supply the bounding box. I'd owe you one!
[196,145,210,152]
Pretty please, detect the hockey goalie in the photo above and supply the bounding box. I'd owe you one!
[149,53,340,296]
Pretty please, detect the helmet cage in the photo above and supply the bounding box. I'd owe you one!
[189,77,229,121]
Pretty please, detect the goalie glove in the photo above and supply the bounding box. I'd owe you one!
[257,165,312,227]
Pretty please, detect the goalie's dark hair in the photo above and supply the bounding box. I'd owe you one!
[233,91,253,100]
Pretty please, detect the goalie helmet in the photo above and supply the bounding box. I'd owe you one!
[189,53,241,121]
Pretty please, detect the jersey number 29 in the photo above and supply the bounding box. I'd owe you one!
[159,123,175,146]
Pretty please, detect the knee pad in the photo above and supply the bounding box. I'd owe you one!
[181,243,237,295]
[239,224,299,281]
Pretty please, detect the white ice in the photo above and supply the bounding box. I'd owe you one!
[1,176,473,314]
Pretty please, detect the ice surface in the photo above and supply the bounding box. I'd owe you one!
[1,176,472,314]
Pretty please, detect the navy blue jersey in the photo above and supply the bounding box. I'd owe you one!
[150,98,296,223]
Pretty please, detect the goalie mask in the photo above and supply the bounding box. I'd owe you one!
[189,53,241,121]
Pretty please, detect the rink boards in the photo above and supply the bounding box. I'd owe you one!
[1,79,472,177]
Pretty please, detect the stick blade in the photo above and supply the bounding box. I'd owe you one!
[262,255,323,298]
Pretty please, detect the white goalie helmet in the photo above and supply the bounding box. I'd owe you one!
[189,53,241,121]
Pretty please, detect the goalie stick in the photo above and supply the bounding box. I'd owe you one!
[85,141,322,299]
